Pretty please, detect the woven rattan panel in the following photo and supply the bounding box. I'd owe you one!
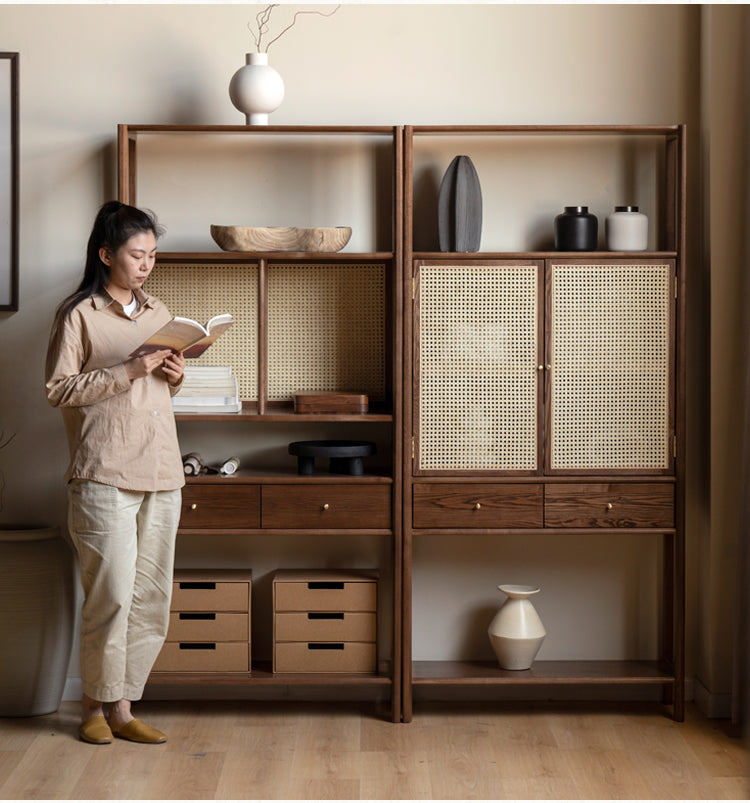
[267,263,386,402]
[550,262,671,470]
[418,264,539,471]
[145,263,258,400]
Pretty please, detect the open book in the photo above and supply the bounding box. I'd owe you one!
[130,314,234,359]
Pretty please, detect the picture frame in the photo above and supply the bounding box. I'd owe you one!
[0,53,19,311]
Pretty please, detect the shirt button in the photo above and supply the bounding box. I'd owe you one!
[147,378,153,384]
[153,410,159,416]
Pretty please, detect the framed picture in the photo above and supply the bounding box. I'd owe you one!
[0,53,18,311]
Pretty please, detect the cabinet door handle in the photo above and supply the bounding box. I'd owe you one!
[537,365,544,371]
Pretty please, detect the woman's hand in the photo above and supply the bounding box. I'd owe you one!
[124,349,172,381]
[162,351,186,386]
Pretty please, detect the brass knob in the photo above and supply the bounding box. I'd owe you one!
[322,503,329,510]
[537,365,544,371]
[474,502,482,510]
[190,503,197,510]
[606,502,613,510]
[546,364,552,370]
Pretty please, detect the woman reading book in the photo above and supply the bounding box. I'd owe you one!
[45,201,186,745]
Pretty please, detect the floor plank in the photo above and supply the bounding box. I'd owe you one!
[0,700,746,800]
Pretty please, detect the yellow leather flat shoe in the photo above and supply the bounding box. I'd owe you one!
[79,715,113,744]
[111,718,167,744]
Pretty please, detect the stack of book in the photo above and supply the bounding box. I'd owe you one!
[172,365,242,414]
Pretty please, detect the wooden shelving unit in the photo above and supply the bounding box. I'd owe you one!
[118,124,403,722]
[401,124,686,722]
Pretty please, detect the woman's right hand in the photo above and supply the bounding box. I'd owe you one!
[124,349,173,380]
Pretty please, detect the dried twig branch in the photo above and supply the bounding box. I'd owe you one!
[247,4,341,54]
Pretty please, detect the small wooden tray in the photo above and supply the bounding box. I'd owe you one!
[294,391,369,414]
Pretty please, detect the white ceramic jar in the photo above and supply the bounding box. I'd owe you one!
[606,205,648,251]
[487,584,546,670]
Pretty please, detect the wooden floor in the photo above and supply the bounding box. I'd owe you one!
[0,699,747,799]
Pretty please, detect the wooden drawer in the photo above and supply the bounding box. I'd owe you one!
[274,571,378,612]
[153,641,249,672]
[261,485,390,529]
[171,574,251,613]
[413,483,543,528]
[274,641,376,673]
[544,483,675,528]
[166,612,248,643]
[275,612,376,643]
[180,484,260,529]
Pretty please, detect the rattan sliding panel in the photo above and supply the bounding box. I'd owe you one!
[267,263,386,402]
[145,262,258,400]
[549,262,672,471]
[418,263,539,472]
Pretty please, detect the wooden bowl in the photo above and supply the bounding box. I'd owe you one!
[210,225,352,253]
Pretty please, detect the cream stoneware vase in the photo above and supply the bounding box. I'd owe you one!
[488,584,546,670]
[229,52,285,125]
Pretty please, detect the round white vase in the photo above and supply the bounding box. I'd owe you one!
[488,584,546,670]
[229,52,285,125]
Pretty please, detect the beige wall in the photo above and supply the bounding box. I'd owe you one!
[0,4,727,705]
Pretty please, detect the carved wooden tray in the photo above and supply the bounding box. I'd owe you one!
[211,225,352,253]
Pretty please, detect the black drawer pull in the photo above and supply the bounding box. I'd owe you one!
[308,581,344,590]
[308,643,344,651]
[179,613,216,621]
[179,581,216,590]
[308,612,344,620]
[179,643,216,650]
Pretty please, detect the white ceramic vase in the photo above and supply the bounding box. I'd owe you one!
[488,584,546,670]
[229,52,285,125]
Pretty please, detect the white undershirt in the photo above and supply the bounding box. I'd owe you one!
[122,293,138,318]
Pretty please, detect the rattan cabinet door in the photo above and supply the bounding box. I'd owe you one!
[547,261,675,474]
[415,261,543,474]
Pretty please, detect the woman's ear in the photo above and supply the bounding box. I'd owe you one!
[99,246,111,266]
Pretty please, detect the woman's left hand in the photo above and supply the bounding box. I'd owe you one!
[162,351,186,386]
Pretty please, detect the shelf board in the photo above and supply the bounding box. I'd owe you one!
[412,660,675,686]
[174,401,393,422]
[157,251,395,263]
[412,251,678,260]
[185,470,393,484]
[148,661,392,686]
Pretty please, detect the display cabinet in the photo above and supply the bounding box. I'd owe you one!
[402,125,686,722]
[118,125,403,721]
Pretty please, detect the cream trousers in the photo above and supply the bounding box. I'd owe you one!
[67,479,181,702]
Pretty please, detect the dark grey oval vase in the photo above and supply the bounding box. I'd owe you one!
[438,155,483,252]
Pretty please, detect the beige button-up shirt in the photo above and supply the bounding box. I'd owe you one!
[46,288,185,492]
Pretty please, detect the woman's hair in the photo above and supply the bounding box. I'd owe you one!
[53,201,164,326]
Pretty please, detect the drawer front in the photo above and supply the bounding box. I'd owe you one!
[180,485,260,529]
[171,580,250,612]
[166,612,248,643]
[153,641,249,672]
[273,642,376,673]
[274,581,377,612]
[544,483,675,528]
[413,483,543,528]
[275,612,376,643]
[261,485,391,529]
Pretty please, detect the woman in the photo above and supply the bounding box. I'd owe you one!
[46,201,186,744]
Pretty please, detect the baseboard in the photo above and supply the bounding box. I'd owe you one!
[693,675,733,718]
[63,677,82,702]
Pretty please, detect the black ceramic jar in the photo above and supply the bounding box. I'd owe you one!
[554,206,598,251]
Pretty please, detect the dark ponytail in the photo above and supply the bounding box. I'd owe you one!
[52,201,164,328]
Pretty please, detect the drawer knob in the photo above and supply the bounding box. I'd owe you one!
[322,503,329,510]
[190,503,197,510]
[474,502,482,510]
[607,502,613,510]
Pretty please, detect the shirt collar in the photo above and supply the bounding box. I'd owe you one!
[91,287,156,311]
